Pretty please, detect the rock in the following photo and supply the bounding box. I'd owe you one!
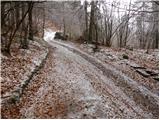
[152,76,159,81]
[136,69,150,77]
[126,61,146,69]
[145,69,158,76]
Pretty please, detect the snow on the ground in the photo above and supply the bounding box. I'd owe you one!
[44,29,56,42]
[2,42,148,118]
[2,29,158,119]
[79,44,159,67]
[78,44,159,93]
[1,40,48,99]
[48,38,158,99]
[45,29,158,108]
[49,39,158,118]
[50,43,153,118]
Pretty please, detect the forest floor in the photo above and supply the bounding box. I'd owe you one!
[1,30,159,119]
[1,39,48,99]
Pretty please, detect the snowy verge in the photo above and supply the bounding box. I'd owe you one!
[1,40,49,106]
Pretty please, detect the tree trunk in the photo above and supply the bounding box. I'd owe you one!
[42,5,45,38]
[15,2,20,28]
[84,0,88,42]
[21,2,28,49]
[1,3,5,30]
[63,18,66,36]
[88,1,95,43]
[28,2,34,40]
[94,22,98,51]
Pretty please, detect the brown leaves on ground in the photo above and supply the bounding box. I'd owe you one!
[78,44,159,94]
[1,41,48,97]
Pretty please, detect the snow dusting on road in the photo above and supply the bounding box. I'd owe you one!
[2,29,158,119]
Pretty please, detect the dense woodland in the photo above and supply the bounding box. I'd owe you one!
[1,0,159,56]
[1,1,45,55]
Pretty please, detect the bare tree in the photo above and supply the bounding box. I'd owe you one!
[84,0,88,42]
[88,1,95,43]
[28,2,34,40]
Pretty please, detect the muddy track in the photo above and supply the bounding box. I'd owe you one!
[51,40,159,118]
[2,40,158,119]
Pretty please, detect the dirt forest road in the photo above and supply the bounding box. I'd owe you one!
[2,38,158,119]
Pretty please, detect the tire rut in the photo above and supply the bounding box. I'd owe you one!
[51,40,159,118]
